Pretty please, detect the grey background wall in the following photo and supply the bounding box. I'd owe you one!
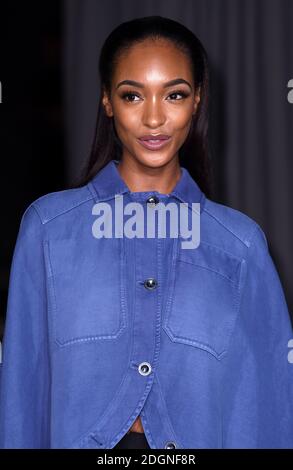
[0,0,292,339]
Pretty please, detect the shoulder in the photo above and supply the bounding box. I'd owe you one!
[202,197,268,256]
[21,185,95,225]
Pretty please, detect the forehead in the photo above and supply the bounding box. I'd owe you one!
[113,39,192,84]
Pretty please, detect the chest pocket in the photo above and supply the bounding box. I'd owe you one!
[163,240,243,360]
[45,237,127,347]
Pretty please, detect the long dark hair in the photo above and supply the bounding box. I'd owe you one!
[71,15,214,198]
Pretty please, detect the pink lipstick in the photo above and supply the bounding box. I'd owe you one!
[138,135,171,150]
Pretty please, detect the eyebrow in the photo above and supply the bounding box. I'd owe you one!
[116,78,192,90]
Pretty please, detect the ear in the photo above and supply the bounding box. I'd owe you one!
[102,89,114,117]
[192,86,201,115]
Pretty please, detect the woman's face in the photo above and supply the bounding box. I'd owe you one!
[102,38,201,169]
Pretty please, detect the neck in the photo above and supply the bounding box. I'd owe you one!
[116,156,182,194]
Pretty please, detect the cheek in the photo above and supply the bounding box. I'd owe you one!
[114,108,138,134]
[169,106,194,131]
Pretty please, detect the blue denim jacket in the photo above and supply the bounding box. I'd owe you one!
[0,159,292,449]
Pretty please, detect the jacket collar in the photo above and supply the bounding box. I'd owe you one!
[89,159,206,211]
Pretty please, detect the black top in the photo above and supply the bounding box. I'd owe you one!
[114,431,150,449]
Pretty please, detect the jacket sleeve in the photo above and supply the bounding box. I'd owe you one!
[0,204,50,448]
[222,224,293,448]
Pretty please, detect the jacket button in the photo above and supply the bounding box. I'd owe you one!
[165,441,177,449]
[144,278,158,290]
[138,362,152,376]
[146,195,159,205]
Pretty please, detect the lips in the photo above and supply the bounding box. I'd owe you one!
[138,135,171,150]
[139,135,170,141]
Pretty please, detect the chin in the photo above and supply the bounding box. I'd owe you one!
[140,153,172,168]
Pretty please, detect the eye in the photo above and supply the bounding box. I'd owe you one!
[121,91,141,102]
[120,89,190,103]
[167,90,190,100]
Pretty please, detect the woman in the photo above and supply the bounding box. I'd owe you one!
[0,16,292,449]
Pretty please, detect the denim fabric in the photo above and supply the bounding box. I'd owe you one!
[0,159,292,448]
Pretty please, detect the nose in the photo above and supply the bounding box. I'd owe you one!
[142,96,166,128]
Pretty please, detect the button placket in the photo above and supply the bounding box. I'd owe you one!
[127,207,161,446]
